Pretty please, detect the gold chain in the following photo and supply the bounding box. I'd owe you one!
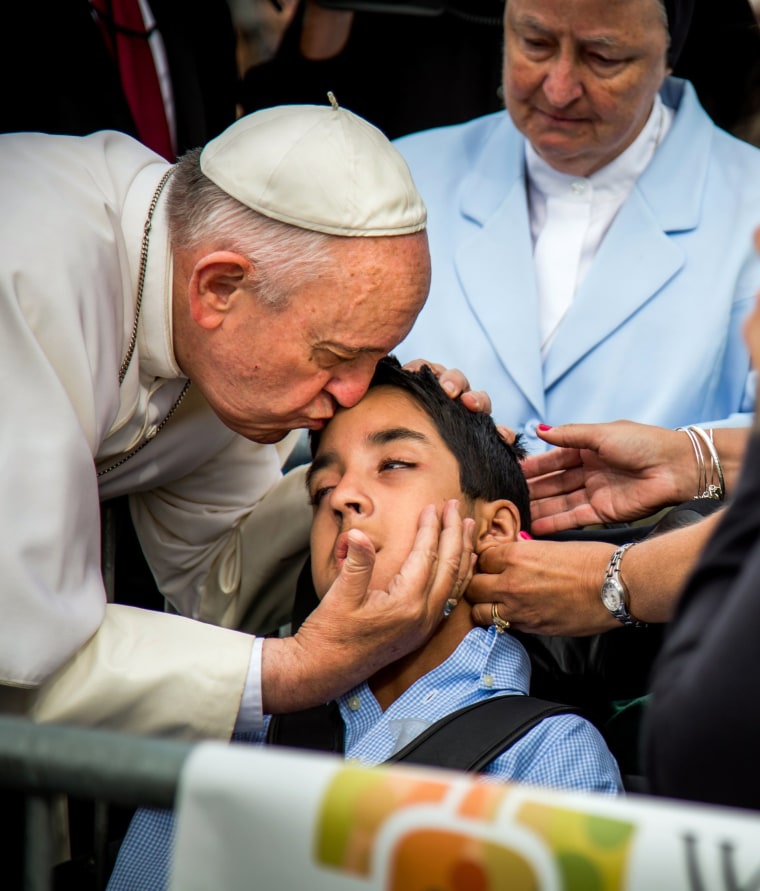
[98,166,191,479]
[119,166,174,384]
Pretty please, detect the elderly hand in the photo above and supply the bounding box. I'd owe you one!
[261,500,475,713]
[522,421,694,535]
[403,358,492,414]
[467,537,619,637]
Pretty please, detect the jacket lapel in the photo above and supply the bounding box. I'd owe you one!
[544,79,704,388]
[542,193,685,387]
[454,123,547,416]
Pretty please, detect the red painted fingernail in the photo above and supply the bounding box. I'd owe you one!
[519,531,533,540]
[537,423,552,431]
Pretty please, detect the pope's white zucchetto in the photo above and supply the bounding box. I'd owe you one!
[200,96,427,237]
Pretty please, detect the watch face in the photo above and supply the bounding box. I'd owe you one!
[601,580,623,611]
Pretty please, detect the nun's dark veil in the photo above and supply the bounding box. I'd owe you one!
[662,0,696,67]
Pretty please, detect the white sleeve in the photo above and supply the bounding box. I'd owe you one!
[0,293,107,686]
[234,636,265,734]
[0,604,254,741]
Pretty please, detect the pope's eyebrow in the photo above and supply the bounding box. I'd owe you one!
[314,341,388,357]
[306,426,430,489]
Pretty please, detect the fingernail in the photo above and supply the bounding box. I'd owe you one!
[442,380,457,396]
[537,423,552,431]
[519,531,533,540]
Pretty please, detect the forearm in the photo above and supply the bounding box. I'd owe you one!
[622,510,724,624]
[709,427,747,495]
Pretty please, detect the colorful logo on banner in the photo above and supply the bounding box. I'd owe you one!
[314,768,636,890]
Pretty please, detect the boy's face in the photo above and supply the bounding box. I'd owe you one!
[308,386,471,597]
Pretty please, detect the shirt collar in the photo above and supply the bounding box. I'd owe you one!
[123,163,183,381]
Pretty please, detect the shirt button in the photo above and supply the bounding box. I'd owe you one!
[347,695,361,711]
[571,179,588,195]
[482,674,494,688]
[145,424,158,441]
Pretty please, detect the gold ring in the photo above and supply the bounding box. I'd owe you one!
[491,602,511,634]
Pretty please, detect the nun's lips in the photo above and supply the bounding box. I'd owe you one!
[535,107,592,126]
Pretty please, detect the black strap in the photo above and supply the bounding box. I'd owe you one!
[385,695,577,772]
[276,559,585,772]
[267,695,578,773]
[266,701,344,754]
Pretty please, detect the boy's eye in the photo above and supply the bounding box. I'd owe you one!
[309,485,334,507]
[379,459,416,472]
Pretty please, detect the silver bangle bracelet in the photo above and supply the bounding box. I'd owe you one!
[688,425,725,501]
[676,426,707,499]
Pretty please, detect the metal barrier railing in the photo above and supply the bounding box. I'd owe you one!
[0,715,194,891]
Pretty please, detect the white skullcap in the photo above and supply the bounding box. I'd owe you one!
[199,95,427,237]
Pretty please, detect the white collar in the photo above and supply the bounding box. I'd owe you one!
[123,163,183,381]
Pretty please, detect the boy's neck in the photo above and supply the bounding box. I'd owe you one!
[368,604,477,711]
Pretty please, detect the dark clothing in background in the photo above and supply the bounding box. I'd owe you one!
[1,0,239,153]
[240,5,504,139]
[674,0,760,135]
[645,432,760,811]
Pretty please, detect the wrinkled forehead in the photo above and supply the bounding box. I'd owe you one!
[505,0,669,33]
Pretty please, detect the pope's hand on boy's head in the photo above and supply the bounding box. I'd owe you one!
[402,358,492,415]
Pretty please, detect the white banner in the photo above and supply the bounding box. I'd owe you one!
[170,742,760,891]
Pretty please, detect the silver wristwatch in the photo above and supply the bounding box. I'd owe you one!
[600,543,647,628]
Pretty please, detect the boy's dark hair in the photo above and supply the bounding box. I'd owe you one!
[310,356,531,530]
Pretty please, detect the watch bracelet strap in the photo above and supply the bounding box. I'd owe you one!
[604,542,647,628]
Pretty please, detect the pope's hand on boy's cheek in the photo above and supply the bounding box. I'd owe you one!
[402,358,493,415]
[265,501,474,711]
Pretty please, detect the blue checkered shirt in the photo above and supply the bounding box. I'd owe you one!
[108,626,622,890]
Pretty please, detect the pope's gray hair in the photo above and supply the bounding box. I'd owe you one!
[166,148,335,309]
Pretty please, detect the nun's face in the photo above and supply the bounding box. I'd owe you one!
[503,0,670,176]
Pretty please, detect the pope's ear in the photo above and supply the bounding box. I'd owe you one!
[188,251,252,330]
[475,500,521,553]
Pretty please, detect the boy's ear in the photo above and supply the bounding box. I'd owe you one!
[475,500,521,554]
